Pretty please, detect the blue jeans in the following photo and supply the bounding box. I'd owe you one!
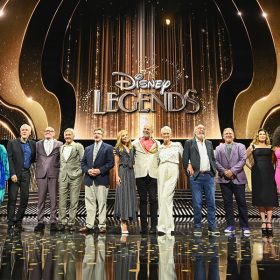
[190,173,216,228]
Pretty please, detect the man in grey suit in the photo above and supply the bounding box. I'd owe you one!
[57,128,84,231]
[34,127,63,232]
[215,128,250,235]
[183,124,219,236]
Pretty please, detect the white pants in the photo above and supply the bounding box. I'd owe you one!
[157,162,179,234]
[85,183,108,228]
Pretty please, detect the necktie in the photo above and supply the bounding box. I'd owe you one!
[93,143,99,162]
[226,145,232,158]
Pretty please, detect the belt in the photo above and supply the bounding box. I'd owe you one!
[199,171,211,175]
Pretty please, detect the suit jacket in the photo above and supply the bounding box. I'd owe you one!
[59,142,84,182]
[7,138,36,177]
[215,142,247,184]
[81,142,114,186]
[35,140,63,179]
[182,138,216,179]
[132,138,160,179]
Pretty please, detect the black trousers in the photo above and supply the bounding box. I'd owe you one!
[220,182,249,228]
[136,175,158,227]
[7,170,30,226]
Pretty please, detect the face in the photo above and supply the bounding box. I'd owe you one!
[195,125,205,140]
[94,130,103,142]
[64,131,74,144]
[44,127,55,140]
[20,125,31,139]
[161,130,171,142]
[121,132,129,144]
[258,130,267,143]
[223,129,234,144]
[143,124,152,138]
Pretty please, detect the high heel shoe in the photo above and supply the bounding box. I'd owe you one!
[266,222,273,237]
[261,222,267,236]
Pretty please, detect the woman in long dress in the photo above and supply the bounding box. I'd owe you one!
[114,130,137,234]
[272,126,280,193]
[247,129,278,236]
[157,126,183,235]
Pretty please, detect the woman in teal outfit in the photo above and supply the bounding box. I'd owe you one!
[0,144,9,204]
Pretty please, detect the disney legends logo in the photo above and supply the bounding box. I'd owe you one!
[91,72,200,114]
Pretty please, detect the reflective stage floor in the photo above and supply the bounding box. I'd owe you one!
[0,218,279,280]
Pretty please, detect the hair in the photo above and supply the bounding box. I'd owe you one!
[93,127,104,134]
[252,128,271,145]
[20,124,31,132]
[64,128,75,138]
[222,127,234,136]
[272,126,280,147]
[160,126,172,134]
[115,130,133,152]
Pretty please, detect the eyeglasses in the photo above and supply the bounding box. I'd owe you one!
[44,130,54,133]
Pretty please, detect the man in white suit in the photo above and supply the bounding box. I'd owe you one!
[132,124,160,234]
[57,128,84,231]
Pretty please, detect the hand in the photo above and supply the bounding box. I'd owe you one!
[11,175,18,183]
[88,168,95,176]
[116,175,121,186]
[187,164,194,176]
[92,169,101,176]
[224,170,234,178]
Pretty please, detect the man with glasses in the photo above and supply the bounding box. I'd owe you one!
[183,124,219,236]
[80,128,114,234]
[7,124,36,233]
[34,127,63,232]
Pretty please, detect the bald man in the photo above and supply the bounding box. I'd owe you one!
[34,127,63,232]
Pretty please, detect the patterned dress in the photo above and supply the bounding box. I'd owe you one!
[114,147,137,221]
[0,144,9,204]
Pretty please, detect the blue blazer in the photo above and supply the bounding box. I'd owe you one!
[81,142,114,186]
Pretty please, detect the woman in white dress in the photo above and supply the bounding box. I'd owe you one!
[157,126,183,235]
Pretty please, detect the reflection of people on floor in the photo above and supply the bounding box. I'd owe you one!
[192,235,220,280]
[82,234,106,280]
[226,235,251,280]
[158,235,176,280]
[0,235,27,279]
[29,233,56,280]
[257,237,280,279]
[113,235,137,280]
[138,236,158,280]
[53,232,77,280]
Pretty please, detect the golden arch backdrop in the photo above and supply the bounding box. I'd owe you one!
[0,0,280,189]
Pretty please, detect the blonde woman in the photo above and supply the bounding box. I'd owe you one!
[114,130,137,234]
[247,129,278,236]
[157,126,183,235]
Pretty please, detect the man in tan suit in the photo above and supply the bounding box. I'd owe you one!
[34,127,63,232]
[132,124,160,234]
[57,128,84,231]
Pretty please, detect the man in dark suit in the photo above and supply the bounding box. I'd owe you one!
[34,127,63,232]
[182,124,219,236]
[7,124,36,233]
[80,128,114,234]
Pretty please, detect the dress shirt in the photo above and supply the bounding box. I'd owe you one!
[196,138,210,171]
[21,141,32,169]
[62,144,73,161]
[44,139,54,156]
[93,140,102,162]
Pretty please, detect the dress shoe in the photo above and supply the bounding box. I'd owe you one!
[34,223,45,232]
[50,223,58,231]
[157,231,165,236]
[149,227,157,234]
[79,226,92,234]
[140,228,148,235]
[57,224,66,231]
[7,225,14,234]
[14,223,23,232]
[67,225,75,232]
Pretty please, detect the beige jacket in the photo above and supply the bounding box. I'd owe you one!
[59,142,84,181]
[132,138,160,179]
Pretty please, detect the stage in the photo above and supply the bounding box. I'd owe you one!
[0,191,280,280]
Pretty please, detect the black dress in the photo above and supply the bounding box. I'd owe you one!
[114,147,137,221]
[251,147,278,207]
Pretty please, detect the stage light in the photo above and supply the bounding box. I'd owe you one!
[262,12,267,18]
[165,18,171,26]
[27,97,33,102]
[0,9,4,17]
[237,11,242,16]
